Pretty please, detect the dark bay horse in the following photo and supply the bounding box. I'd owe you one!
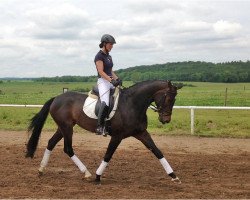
[26,80,181,183]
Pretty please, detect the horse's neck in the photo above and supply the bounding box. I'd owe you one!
[129,81,167,108]
[139,81,166,95]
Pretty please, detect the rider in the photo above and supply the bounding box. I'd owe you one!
[94,34,121,135]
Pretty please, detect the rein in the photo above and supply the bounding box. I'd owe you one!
[119,83,176,116]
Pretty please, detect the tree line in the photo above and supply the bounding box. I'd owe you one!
[35,75,97,82]
[34,61,250,83]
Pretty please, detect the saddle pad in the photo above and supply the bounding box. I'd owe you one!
[83,93,119,120]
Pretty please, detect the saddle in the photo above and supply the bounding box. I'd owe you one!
[88,86,119,117]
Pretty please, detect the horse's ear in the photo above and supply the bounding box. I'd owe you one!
[167,80,172,87]
[173,82,183,90]
[177,85,183,90]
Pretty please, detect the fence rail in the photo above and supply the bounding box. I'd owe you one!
[1,104,250,134]
[0,104,43,108]
[173,106,250,134]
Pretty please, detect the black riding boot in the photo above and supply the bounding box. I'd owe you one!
[96,102,109,136]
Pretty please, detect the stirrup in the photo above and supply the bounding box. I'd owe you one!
[95,126,104,135]
[101,127,108,137]
[102,131,108,137]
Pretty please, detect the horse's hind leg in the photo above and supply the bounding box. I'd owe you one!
[134,130,181,183]
[61,124,92,179]
[38,129,63,175]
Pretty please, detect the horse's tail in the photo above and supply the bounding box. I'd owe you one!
[26,97,55,158]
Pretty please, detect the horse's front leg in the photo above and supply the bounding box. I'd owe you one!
[134,130,181,184]
[95,136,122,183]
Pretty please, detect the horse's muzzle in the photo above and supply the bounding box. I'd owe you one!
[159,115,171,124]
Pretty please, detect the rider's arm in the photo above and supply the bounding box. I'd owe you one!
[111,70,119,80]
[96,60,112,82]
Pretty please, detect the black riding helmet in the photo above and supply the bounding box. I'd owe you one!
[99,34,116,48]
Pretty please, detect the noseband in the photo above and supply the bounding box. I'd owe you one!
[150,90,176,116]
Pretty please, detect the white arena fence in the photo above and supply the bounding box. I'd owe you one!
[1,104,250,134]
[173,106,250,134]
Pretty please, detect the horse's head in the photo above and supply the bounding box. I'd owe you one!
[154,81,181,124]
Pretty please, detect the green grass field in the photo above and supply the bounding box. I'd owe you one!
[177,82,250,106]
[0,81,250,138]
[0,81,95,104]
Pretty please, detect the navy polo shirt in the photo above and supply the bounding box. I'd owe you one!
[94,50,113,78]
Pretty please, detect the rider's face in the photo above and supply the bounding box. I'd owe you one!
[105,43,114,52]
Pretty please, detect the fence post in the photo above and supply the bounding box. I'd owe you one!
[224,88,228,106]
[190,107,195,134]
[63,88,68,93]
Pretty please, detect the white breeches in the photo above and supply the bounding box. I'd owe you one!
[97,78,114,106]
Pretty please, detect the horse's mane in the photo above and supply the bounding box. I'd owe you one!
[122,80,167,95]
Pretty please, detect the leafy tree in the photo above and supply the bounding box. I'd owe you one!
[32,61,250,83]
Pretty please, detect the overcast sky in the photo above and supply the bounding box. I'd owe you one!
[0,0,249,78]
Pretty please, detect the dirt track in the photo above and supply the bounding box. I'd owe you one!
[0,130,249,199]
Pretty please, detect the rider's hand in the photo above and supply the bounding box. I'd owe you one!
[117,78,123,86]
[110,79,120,87]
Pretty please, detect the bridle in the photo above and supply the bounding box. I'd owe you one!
[120,84,177,116]
[150,90,176,116]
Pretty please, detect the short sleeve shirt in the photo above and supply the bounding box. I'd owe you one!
[94,50,113,78]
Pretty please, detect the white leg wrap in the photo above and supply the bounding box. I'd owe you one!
[71,155,87,173]
[96,160,108,176]
[40,149,51,168]
[159,157,173,174]
[39,149,51,173]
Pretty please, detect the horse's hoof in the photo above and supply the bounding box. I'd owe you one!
[84,170,92,178]
[94,179,101,185]
[38,167,45,176]
[171,177,181,184]
[38,171,43,177]
[94,174,101,185]
[25,152,34,158]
